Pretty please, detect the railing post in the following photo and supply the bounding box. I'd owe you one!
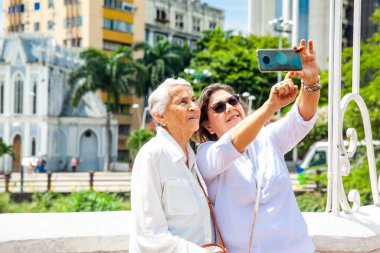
[20,166,24,193]
[5,172,11,192]
[47,171,52,191]
[89,171,94,190]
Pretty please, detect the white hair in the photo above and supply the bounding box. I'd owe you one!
[148,77,191,117]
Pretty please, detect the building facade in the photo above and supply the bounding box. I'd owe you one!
[3,0,146,161]
[248,0,380,70]
[0,34,118,172]
[145,0,224,48]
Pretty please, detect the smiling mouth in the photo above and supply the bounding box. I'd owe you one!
[227,114,239,122]
[189,115,199,120]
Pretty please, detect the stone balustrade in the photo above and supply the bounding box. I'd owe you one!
[1,207,380,253]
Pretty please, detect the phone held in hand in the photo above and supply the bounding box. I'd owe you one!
[256,49,302,72]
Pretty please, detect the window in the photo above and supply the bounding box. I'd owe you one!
[34,22,40,32]
[0,79,4,114]
[103,19,133,33]
[154,33,168,43]
[173,36,185,47]
[118,125,131,135]
[34,2,40,11]
[64,16,82,28]
[20,4,25,12]
[48,0,54,8]
[64,0,80,5]
[32,80,37,114]
[31,138,36,156]
[103,40,129,51]
[209,22,216,30]
[14,75,24,114]
[48,20,55,30]
[175,13,184,29]
[193,17,201,32]
[156,9,168,22]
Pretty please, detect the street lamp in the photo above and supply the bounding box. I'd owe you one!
[269,17,292,116]
[247,95,256,115]
[184,68,212,94]
[132,103,150,130]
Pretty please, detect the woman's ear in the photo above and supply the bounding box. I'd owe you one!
[202,120,214,135]
[152,112,166,127]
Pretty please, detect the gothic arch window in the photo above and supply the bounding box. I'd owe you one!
[0,78,4,114]
[32,78,37,114]
[14,74,24,114]
[31,138,36,156]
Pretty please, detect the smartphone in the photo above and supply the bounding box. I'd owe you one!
[256,49,302,72]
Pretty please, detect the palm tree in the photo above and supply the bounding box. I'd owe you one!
[0,140,14,174]
[126,129,155,163]
[133,39,188,96]
[69,47,146,171]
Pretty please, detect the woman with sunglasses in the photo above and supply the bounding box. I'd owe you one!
[193,40,320,253]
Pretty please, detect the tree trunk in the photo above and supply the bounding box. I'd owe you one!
[103,111,111,171]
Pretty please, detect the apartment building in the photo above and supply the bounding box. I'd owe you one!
[145,0,224,48]
[3,0,146,161]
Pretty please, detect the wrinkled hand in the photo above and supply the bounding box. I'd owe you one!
[290,39,319,84]
[267,75,298,112]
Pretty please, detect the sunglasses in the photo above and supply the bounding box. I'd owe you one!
[208,95,240,113]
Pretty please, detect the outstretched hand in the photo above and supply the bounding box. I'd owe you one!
[290,39,319,84]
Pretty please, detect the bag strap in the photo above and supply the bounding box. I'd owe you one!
[248,142,261,253]
[196,176,228,252]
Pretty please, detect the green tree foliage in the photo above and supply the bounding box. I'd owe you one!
[340,7,380,141]
[126,129,155,162]
[69,47,146,170]
[188,27,289,105]
[133,40,190,96]
[0,140,14,158]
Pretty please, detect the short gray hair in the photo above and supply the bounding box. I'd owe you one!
[148,78,191,117]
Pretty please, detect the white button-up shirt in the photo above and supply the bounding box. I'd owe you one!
[196,105,317,253]
[129,127,212,253]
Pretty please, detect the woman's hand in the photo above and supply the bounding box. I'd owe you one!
[267,75,298,112]
[290,39,319,84]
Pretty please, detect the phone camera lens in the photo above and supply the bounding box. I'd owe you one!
[263,56,270,64]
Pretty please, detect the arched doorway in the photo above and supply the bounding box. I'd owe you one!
[12,135,21,172]
[79,129,98,171]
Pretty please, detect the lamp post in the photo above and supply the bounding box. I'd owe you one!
[132,104,150,130]
[269,17,293,116]
[247,95,256,115]
[184,68,212,94]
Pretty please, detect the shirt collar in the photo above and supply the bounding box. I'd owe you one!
[156,127,195,165]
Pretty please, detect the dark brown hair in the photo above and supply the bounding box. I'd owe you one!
[192,83,247,144]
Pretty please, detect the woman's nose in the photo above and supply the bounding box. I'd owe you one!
[225,103,235,112]
[189,101,199,111]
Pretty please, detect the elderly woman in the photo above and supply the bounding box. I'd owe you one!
[193,40,320,253]
[129,78,216,253]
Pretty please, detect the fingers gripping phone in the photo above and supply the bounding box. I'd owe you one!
[256,49,302,72]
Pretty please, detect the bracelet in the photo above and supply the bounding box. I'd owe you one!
[302,75,321,93]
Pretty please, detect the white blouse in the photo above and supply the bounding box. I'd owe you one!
[129,127,212,253]
[196,105,317,253]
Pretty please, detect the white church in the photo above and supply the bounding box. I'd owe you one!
[0,34,118,173]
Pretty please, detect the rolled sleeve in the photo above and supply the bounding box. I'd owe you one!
[196,132,242,183]
[267,103,318,155]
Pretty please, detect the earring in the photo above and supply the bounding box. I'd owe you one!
[210,131,215,135]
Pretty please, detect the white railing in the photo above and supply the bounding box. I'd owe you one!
[326,0,380,215]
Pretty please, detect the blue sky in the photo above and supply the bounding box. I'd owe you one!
[203,0,248,33]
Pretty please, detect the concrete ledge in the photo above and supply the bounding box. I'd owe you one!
[0,211,131,253]
[304,205,380,253]
[1,205,380,253]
